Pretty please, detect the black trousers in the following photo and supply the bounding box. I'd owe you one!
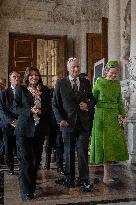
[61,126,90,183]
[0,128,4,162]
[2,125,17,169]
[18,126,45,194]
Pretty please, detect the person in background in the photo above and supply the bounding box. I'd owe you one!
[0,72,21,175]
[14,67,51,201]
[0,78,6,166]
[90,60,129,185]
[53,57,96,192]
[45,75,64,175]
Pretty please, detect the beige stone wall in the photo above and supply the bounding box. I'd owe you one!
[0,0,108,79]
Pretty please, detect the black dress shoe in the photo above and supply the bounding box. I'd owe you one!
[80,181,94,192]
[94,177,100,184]
[7,169,14,175]
[22,193,34,201]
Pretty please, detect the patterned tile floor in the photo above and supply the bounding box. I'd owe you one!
[1,162,136,205]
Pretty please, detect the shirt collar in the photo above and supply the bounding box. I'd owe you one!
[11,85,15,90]
[69,75,79,82]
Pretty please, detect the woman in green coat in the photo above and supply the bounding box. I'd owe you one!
[90,60,129,184]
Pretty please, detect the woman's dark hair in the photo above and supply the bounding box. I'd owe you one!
[23,67,43,87]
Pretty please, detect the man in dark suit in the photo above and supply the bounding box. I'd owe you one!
[52,57,96,192]
[0,71,21,175]
[0,78,6,166]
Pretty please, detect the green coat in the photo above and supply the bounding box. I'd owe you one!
[90,77,129,164]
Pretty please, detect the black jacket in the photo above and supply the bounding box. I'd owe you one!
[0,88,18,127]
[52,77,96,131]
[14,85,51,137]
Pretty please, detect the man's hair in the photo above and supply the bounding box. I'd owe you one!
[67,57,80,67]
[9,71,20,78]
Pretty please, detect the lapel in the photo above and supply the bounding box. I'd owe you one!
[65,77,84,92]
[78,78,86,93]
[79,78,82,92]
[65,76,73,91]
[7,88,14,105]
[25,88,34,106]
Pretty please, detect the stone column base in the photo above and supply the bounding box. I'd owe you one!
[127,118,136,163]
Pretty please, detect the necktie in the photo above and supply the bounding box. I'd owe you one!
[72,79,78,94]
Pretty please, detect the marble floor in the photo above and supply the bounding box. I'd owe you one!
[1,161,136,205]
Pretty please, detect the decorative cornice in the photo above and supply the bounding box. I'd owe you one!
[0,0,103,24]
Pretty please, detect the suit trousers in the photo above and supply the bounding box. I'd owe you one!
[61,125,90,183]
[2,125,17,169]
[18,125,45,194]
[0,128,4,162]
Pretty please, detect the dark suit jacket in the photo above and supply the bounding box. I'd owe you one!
[14,85,51,138]
[0,88,18,128]
[52,77,96,132]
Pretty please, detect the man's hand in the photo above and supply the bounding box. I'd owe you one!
[60,120,69,128]
[79,102,88,111]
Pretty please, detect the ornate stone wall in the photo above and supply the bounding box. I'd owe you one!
[0,0,108,79]
[120,0,136,163]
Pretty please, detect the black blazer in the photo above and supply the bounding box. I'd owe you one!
[52,77,96,131]
[0,88,18,127]
[14,85,51,138]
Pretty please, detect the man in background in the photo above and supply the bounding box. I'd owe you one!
[0,78,6,166]
[0,71,21,175]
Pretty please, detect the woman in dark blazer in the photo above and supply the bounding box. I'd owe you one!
[14,67,51,201]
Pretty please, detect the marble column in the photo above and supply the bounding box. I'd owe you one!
[108,0,121,60]
[80,17,88,73]
[127,0,136,163]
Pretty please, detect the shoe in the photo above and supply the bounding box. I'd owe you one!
[94,177,100,184]
[55,178,75,188]
[57,168,65,175]
[22,193,34,201]
[7,168,14,175]
[80,181,94,192]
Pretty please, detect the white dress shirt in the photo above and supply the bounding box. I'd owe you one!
[69,75,80,91]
